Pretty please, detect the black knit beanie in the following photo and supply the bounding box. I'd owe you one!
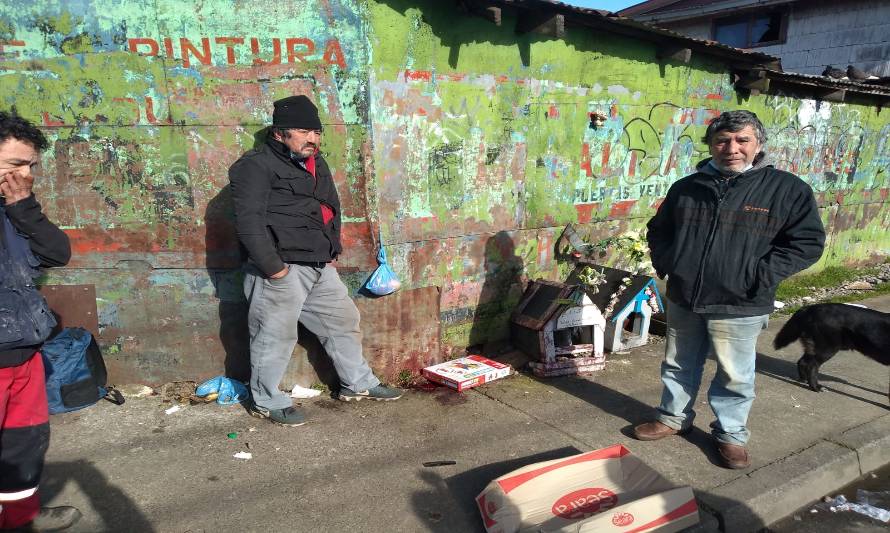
[272,95,322,129]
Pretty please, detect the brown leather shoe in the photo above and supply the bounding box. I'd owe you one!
[717,441,751,469]
[633,421,690,441]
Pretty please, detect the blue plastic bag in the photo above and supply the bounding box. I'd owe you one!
[365,233,401,296]
[195,376,249,405]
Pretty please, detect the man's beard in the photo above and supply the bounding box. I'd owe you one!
[290,145,317,160]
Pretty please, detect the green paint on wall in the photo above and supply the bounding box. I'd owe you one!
[59,32,97,54]
[1,0,889,365]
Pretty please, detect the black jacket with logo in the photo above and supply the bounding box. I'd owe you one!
[229,138,342,277]
[647,156,825,315]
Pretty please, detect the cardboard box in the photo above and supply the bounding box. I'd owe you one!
[422,355,512,392]
[477,445,699,533]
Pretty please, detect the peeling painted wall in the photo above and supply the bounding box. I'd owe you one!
[367,0,890,353]
[1,0,380,384]
[2,0,888,384]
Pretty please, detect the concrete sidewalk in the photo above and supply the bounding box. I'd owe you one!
[42,295,890,532]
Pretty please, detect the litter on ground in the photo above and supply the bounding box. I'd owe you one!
[822,492,890,523]
[291,384,322,399]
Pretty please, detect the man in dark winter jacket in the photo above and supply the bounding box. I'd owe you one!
[633,110,825,469]
[0,111,80,530]
[229,95,402,427]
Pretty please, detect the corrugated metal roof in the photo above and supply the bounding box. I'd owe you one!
[646,0,738,13]
[518,0,782,65]
[465,1,890,102]
[619,0,694,17]
[523,0,612,16]
[763,69,890,97]
[619,0,794,17]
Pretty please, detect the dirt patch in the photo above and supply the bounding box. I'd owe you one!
[314,399,345,411]
[433,388,469,406]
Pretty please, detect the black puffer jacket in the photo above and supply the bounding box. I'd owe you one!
[229,138,342,277]
[647,156,825,315]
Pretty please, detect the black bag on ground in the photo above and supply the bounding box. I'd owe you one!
[41,327,124,414]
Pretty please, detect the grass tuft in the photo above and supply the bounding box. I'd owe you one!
[773,262,890,315]
[774,265,880,301]
[396,369,415,388]
[776,282,890,315]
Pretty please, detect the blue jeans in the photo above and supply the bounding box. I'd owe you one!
[656,300,768,446]
[244,264,380,410]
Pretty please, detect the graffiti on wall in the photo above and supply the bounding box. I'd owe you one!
[1,0,888,377]
[126,36,347,69]
[765,97,871,192]
[0,0,373,270]
[0,0,381,383]
[366,0,890,349]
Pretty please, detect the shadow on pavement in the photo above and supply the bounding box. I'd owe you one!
[411,447,581,533]
[409,444,770,532]
[523,372,741,465]
[40,460,155,532]
[755,352,889,410]
[529,373,654,427]
[696,490,769,533]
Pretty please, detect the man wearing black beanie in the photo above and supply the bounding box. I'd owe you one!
[229,95,402,427]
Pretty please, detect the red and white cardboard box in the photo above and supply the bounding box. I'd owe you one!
[477,445,699,533]
[422,355,512,392]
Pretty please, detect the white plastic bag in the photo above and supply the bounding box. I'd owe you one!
[291,384,322,399]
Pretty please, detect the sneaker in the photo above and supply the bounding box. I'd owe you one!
[249,404,306,426]
[338,385,403,402]
[19,506,82,532]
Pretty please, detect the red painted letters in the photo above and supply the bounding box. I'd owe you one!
[125,36,347,69]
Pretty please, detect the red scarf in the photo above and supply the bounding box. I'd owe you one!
[305,155,334,225]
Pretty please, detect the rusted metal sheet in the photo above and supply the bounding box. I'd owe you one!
[356,285,442,380]
[39,285,99,338]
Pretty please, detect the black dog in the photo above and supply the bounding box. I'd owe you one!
[773,303,890,398]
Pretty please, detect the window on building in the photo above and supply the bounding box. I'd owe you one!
[712,11,787,48]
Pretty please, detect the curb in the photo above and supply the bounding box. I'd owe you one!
[683,509,721,532]
[698,413,890,532]
[830,412,890,475]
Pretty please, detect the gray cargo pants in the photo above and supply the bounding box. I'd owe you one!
[244,263,380,410]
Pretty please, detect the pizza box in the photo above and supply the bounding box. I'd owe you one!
[422,355,512,392]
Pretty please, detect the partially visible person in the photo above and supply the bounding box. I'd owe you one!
[0,111,80,531]
[633,110,825,469]
[229,95,402,427]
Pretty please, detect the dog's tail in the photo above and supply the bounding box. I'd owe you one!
[773,309,807,349]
